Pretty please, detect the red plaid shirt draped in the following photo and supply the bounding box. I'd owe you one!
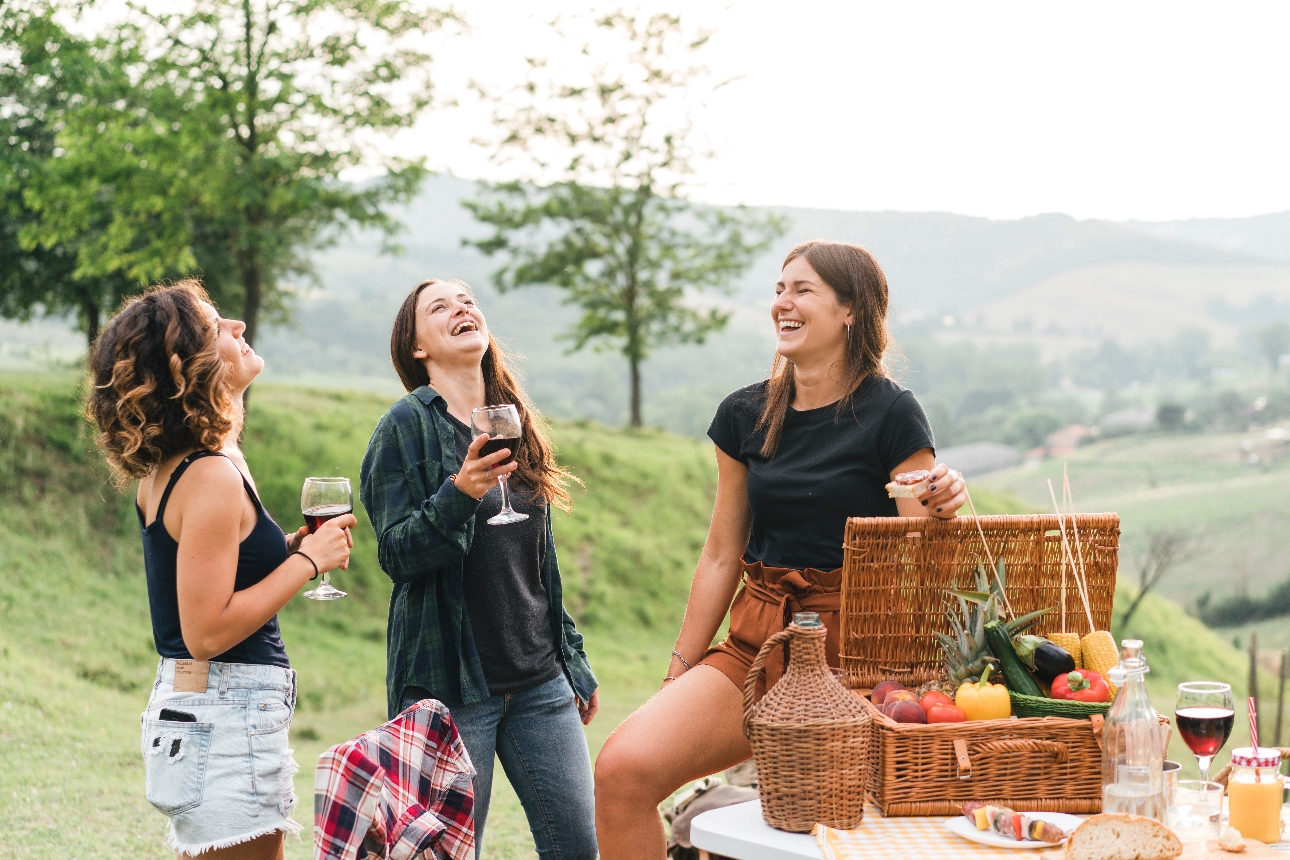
[314,699,475,860]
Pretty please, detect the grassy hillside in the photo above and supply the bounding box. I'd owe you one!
[1,371,1270,859]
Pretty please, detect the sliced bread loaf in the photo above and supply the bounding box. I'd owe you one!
[1065,814,1183,860]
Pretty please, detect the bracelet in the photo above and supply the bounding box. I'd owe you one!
[671,650,693,670]
[293,550,320,581]
[663,676,677,683]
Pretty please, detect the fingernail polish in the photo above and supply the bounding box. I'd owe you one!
[929,485,936,491]
[936,507,943,513]
[921,500,928,506]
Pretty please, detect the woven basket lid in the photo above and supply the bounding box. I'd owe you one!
[745,623,868,729]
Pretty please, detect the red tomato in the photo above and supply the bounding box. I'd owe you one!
[920,691,954,712]
[926,703,967,723]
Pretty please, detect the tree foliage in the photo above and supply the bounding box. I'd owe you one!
[465,10,783,427]
[5,0,454,348]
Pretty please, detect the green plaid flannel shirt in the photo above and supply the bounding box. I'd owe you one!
[359,385,597,718]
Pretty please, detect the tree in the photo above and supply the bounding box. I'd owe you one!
[1257,322,1290,375]
[15,0,455,351]
[465,11,783,428]
[0,4,141,345]
[1118,527,1193,632]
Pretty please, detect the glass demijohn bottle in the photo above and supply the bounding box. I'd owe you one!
[1101,639,1165,821]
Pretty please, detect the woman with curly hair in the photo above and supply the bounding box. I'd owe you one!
[360,278,598,860]
[86,280,355,859]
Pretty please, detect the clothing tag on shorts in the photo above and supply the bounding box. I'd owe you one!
[173,660,210,693]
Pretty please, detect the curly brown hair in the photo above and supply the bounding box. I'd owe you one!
[391,279,580,511]
[86,279,237,486]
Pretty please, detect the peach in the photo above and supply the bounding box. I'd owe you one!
[871,680,906,705]
[887,699,928,724]
[885,690,917,704]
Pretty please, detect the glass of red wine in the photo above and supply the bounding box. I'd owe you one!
[301,476,351,600]
[1175,682,1235,782]
[470,404,527,526]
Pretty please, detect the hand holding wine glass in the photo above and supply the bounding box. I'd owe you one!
[301,477,355,600]
[1176,682,1235,781]
[469,404,527,525]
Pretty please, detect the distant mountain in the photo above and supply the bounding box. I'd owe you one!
[1126,212,1290,262]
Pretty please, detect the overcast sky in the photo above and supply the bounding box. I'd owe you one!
[406,0,1290,222]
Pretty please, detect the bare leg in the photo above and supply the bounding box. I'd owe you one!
[595,666,751,860]
[182,831,285,860]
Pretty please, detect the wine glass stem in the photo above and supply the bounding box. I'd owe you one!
[1197,755,1213,782]
[497,473,513,513]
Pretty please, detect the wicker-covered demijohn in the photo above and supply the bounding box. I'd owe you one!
[743,622,870,832]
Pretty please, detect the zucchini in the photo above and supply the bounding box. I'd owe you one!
[984,619,1045,697]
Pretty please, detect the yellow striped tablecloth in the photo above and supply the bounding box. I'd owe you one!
[813,803,1062,860]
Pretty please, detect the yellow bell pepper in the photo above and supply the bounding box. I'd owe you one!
[955,665,1011,721]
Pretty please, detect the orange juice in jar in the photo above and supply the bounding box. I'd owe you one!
[1226,747,1285,844]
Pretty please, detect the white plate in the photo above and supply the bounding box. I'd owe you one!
[944,812,1085,849]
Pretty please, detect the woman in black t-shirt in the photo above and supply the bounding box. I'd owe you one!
[594,241,967,859]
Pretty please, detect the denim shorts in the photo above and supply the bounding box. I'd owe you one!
[141,658,302,855]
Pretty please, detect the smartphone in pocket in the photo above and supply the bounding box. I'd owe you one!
[159,708,197,723]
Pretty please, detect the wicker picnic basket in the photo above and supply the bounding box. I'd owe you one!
[841,514,1121,816]
[744,622,871,832]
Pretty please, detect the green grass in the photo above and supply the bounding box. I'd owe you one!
[979,432,1290,609]
[3,371,1273,858]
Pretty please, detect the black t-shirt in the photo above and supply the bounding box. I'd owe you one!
[448,415,560,696]
[707,377,936,571]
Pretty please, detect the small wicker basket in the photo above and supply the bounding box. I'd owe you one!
[1009,691,1111,719]
[743,622,871,832]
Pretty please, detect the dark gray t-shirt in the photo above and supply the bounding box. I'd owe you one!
[707,376,936,571]
[449,415,560,696]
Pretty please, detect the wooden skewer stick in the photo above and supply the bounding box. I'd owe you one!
[1063,465,1092,605]
[964,486,1014,618]
[1048,478,1096,634]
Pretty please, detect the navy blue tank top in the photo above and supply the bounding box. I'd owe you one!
[136,451,291,668]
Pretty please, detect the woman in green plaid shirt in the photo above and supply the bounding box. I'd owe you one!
[360,278,598,860]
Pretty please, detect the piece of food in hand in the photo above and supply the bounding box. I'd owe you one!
[885,699,928,724]
[1063,814,1182,860]
[1013,635,1077,683]
[955,665,1012,721]
[926,703,967,723]
[1050,670,1110,703]
[885,469,931,498]
[919,690,954,712]
[960,803,1068,842]
[871,680,907,705]
[1218,826,1247,853]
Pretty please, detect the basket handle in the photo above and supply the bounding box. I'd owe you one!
[973,738,1070,764]
[742,628,795,730]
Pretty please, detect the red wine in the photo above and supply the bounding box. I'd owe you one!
[1176,706,1235,757]
[480,436,520,467]
[304,504,352,534]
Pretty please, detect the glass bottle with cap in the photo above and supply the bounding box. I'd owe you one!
[1226,746,1285,844]
[1101,639,1166,821]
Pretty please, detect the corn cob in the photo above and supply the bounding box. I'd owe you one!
[1050,632,1083,669]
[1081,630,1119,699]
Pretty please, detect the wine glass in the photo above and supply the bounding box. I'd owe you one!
[1175,682,1235,781]
[301,476,351,600]
[470,404,527,526]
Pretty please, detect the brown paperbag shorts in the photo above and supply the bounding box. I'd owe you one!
[698,560,842,695]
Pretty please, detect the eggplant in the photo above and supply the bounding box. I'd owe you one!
[1014,635,1077,683]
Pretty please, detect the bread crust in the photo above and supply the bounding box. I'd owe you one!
[1064,814,1183,860]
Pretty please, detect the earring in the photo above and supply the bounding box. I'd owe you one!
[846,323,852,333]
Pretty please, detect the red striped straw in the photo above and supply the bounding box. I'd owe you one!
[1249,696,1259,753]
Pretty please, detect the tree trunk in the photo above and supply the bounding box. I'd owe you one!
[629,355,642,428]
[83,299,101,351]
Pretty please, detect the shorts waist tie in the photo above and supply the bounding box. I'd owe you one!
[739,562,841,692]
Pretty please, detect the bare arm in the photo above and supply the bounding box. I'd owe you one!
[891,448,966,519]
[667,447,752,683]
[173,458,355,661]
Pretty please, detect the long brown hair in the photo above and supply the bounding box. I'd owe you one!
[86,279,237,486]
[390,279,578,511]
[755,241,893,458]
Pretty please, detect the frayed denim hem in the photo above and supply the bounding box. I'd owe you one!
[166,816,303,856]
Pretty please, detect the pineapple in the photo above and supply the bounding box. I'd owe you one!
[934,559,1051,695]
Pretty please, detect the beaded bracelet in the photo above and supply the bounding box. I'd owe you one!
[671,650,693,670]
